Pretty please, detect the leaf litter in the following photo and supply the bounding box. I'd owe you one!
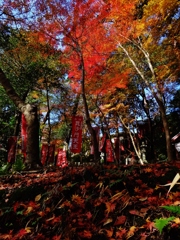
[0,162,180,239]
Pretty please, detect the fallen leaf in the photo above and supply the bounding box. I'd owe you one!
[72,194,84,205]
[85,211,92,219]
[103,218,113,226]
[129,209,140,216]
[35,194,41,202]
[173,217,180,224]
[145,218,155,232]
[126,226,136,239]
[139,197,147,201]
[24,206,33,215]
[114,215,126,226]
[105,228,114,237]
[116,228,127,238]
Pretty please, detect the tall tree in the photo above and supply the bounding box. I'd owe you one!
[0,28,66,168]
[104,0,179,161]
[1,0,179,163]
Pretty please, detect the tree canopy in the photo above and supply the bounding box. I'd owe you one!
[0,0,179,164]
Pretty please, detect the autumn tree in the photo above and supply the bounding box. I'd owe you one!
[0,26,66,168]
[103,0,180,162]
[0,0,179,163]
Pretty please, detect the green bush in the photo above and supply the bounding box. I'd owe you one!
[12,155,25,172]
[0,163,11,175]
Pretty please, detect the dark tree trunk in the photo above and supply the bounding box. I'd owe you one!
[23,104,41,167]
[142,95,155,161]
[155,93,173,162]
[80,54,100,162]
[66,94,80,145]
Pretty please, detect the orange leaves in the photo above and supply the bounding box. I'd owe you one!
[15,228,31,238]
[129,208,149,218]
[99,228,114,238]
[116,228,127,238]
[126,226,137,239]
[71,194,84,205]
[2,163,180,239]
[13,201,40,216]
[145,218,155,232]
[78,230,92,239]
[1,228,32,240]
[105,202,116,215]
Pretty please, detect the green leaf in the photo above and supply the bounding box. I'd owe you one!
[154,217,175,234]
[16,210,24,215]
[161,205,180,215]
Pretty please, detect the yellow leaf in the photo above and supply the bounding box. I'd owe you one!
[173,201,180,206]
[95,182,104,189]
[126,226,136,239]
[139,197,147,201]
[103,218,113,226]
[25,227,31,233]
[24,207,33,215]
[105,228,114,237]
[173,218,180,224]
[35,194,41,202]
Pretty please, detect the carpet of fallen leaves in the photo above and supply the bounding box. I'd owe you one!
[1,162,180,240]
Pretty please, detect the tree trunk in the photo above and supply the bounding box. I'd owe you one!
[80,54,100,162]
[141,94,155,161]
[23,104,41,167]
[155,95,173,161]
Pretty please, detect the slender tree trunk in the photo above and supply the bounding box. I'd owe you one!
[141,94,155,161]
[66,94,80,145]
[22,104,41,167]
[154,95,173,161]
[80,54,100,162]
[120,115,145,165]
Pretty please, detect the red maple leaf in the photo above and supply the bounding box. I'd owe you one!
[86,211,92,219]
[114,215,126,226]
[144,218,155,232]
[14,228,30,239]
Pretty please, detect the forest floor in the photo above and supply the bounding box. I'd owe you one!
[0,162,180,240]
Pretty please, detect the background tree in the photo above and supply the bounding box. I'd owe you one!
[0,27,66,167]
